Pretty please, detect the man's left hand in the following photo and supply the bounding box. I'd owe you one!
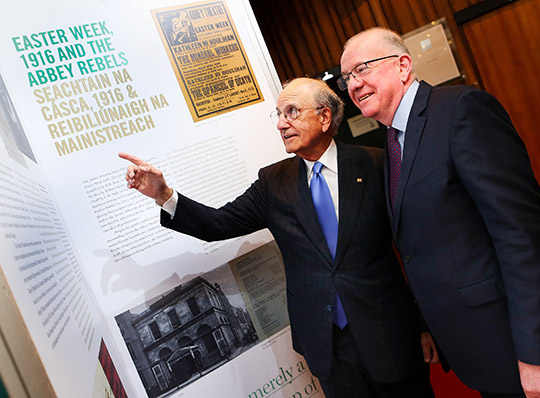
[519,360,540,397]
[421,332,440,364]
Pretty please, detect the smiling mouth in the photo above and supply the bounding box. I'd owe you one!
[358,93,372,102]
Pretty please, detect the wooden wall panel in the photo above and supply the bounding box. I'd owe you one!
[414,0,439,23]
[462,0,540,179]
[381,0,418,33]
[365,0,388,27]
[447,0,477,13]
[249,0,482,85]
[291,1,326,72]
[312,0,343,64]
[249,0,540,179]
[408,1,431,26]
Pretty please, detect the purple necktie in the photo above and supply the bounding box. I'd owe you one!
[310,162,347,329]
[387,127,401,209]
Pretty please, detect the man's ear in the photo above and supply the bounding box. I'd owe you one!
[320,107,332,133]
[398,53,413,83]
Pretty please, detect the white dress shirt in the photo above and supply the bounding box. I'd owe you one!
[390,79,420,160]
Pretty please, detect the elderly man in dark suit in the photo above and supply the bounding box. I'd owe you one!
[120,77,433,398]
[340,27,540,398]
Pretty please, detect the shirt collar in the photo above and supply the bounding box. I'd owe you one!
[391,80,419,132]
[304,139,338,176]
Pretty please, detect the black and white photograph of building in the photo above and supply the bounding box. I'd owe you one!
[115,265,259,398]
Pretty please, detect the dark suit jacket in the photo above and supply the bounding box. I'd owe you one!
[387,81,540,392]
[162,141,424,382]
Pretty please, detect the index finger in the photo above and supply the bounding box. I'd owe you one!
[118,152,146,166]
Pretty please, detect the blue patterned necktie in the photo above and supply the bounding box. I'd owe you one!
[310,161,347,329]
[387,127,401,209]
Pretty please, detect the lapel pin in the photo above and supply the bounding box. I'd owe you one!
[357,178,363,183]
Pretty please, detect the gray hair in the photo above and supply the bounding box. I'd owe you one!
[283,77,344,135]
[344,27,410,55]
[344,27,415,75]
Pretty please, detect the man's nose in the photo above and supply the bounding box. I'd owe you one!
[347,75,363,91]
[276,114,289,130]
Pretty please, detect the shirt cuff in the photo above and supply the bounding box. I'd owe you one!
[160,190,178,217]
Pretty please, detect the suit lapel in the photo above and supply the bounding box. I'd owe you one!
[334,143,365,269]
[391,81,432,235]
[282,156,334,265]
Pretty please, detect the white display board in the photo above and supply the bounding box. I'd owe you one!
[0,1,323,397]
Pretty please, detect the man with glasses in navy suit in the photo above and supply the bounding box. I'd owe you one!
[340,27,540,398]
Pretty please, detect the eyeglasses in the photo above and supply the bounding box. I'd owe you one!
[337,55,399,91]
[270,107,323,124]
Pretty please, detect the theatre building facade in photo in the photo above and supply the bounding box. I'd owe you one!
[116,276,258,397]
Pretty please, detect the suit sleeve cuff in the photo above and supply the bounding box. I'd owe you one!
[160,190,178,217]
